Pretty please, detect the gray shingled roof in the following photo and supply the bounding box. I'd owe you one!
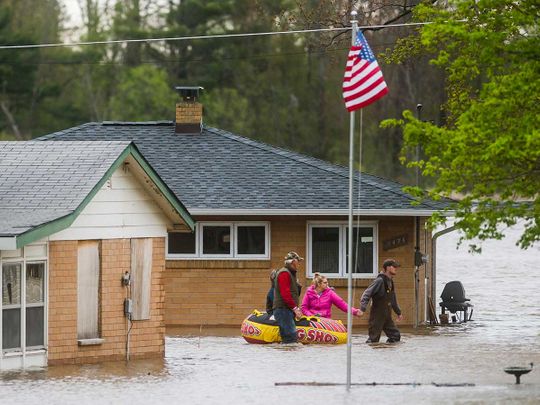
[39,122,454,214]
[0,141,132,237]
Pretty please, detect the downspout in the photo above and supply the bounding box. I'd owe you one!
[429,225,457,323]
[414,217,420,328]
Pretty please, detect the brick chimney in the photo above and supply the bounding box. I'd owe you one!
[175,86,203,134]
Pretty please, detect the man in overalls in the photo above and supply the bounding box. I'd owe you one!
[359,258,403,343]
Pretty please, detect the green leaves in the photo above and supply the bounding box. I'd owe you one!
[388,0,540,249]
[109,65,177,121]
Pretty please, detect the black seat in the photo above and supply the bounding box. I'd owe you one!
[439,281,473,322]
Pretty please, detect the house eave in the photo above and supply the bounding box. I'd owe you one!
[188,208,453,217]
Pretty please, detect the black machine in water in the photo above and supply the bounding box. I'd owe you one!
[439,281,473,323]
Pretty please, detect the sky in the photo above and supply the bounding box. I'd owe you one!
[61,0,169,37]
[62,0,85,27]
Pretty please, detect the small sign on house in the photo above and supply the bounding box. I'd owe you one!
[383,234,408,251]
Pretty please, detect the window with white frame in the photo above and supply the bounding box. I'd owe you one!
[25,262,45,347]
[1,244,47,352]
[167,222,270,259]
[308,222,378,278]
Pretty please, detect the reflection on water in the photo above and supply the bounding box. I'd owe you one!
[1,225,539,404]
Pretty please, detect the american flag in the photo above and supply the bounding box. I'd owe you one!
[343,31,388,112]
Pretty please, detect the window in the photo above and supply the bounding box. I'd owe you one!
[1,246,47,352]
[2,262,22,350]
[235,224,266,256]
[346,227,375,275]
[168,232,196,255]
[202,225,231,256]
[311,227,340,275]
[308,222,378,278]
[167,222,270,259]
[25,262,45,347]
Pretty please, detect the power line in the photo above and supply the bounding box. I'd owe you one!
[0,46,351,66]
[0,40,401,66]
[0,21,435,50]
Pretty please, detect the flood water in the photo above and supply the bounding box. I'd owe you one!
[2,225,539,404]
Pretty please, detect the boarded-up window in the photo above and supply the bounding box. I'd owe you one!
[131,238,152,320]
[77,241,100,339]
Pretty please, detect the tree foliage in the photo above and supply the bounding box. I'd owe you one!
[0,0,448,185]
[0,3,39,139]
[110,65,177,121]
[383,0,540,249]
[3,0,537,248]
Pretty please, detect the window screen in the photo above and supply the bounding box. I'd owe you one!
[311,227,340,274]
[346,227,374,274]
[237,226,266,255]
[202,226,231,255]
[168,232,196,254]
[26,307,44,347]
[2,262,21,350]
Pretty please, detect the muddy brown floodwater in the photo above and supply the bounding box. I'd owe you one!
[1,224,539,404]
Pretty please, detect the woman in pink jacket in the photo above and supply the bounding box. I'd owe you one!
[301,273,360,319]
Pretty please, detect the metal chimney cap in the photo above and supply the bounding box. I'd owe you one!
[175,86,204,102]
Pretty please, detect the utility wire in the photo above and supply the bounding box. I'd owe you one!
[0,46,345,65]
[0,38,402,66]
[0,21,437,50]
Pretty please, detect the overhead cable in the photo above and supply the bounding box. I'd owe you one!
[0,21,439,50]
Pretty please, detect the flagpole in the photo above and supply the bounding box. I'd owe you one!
[346,10,358,391]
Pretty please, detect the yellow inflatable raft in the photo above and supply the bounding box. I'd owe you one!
[241,310,347,344]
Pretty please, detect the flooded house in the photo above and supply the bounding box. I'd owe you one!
[0,141,194,369]
[36,88,452,335]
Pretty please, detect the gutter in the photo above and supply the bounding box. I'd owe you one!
[189,208,454,217]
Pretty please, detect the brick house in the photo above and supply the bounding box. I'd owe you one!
[0,141,194,369]
[39,90,452,332]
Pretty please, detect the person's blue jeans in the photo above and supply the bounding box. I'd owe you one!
[274,307,297,343]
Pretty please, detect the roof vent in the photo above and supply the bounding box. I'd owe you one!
[175,86,204,134]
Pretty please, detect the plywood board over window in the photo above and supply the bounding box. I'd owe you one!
[131,238,152,320]
[77,241,100,339]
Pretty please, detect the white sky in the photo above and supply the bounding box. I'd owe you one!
[62,0,85,27]
[61,0,169,36]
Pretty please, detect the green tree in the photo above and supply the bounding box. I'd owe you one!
[286,1,448,180]
[109,65,177,120]
[163,0,329,154]
[0,0,81,138]
[0,3,39,139]
[384,0,540,248]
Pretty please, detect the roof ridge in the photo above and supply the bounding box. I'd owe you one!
[204,126,431,207]
[102,121,173,126]
[35,122,99,141]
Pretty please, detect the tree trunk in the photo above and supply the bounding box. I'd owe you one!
[0,100,24,140]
